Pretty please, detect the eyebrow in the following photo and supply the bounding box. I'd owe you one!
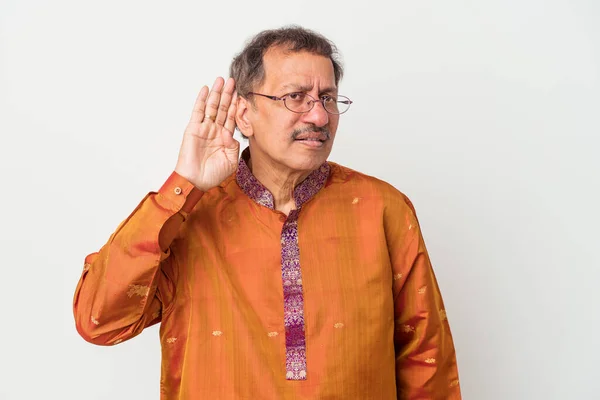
[280,83,338,95]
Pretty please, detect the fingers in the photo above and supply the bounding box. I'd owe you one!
[203,77,225,122]
[188,77,235,130]
[189,86,210,124]
[215,78,236,126]
[223,91,238,134]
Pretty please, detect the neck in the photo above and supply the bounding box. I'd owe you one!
[247,152,312,216]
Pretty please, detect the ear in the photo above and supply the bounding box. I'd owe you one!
[235,96,254,138]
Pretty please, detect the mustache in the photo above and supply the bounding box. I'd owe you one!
[291,126,331,140]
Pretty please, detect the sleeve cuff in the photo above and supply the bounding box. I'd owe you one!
[158,172,204,215]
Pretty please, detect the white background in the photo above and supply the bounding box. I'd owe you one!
[1,0,599,399]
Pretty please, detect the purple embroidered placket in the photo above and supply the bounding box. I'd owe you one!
[236,149,330,380]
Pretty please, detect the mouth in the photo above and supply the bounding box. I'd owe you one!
[295,137,327,143]
[295,137,327,148]
[292,127,330,147]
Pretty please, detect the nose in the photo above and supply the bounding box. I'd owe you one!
[302,99,329,127]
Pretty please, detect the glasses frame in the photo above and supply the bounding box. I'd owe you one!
[247,91,353,115]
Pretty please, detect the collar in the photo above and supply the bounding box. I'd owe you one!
[235,147,330,210]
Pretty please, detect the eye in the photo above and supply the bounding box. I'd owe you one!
[321,95,336,103]
[287,92,305,101]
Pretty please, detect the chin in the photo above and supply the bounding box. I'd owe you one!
[287,149,331,172]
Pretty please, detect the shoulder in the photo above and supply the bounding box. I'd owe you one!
[327,162,417,216]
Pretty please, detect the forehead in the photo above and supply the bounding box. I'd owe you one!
[261,46,336,91]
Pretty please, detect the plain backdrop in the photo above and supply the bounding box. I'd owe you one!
[1,0,598,399]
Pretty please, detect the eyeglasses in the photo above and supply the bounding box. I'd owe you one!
[247,92,353,115]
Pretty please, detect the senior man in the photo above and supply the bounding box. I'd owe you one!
[74,26,461,399]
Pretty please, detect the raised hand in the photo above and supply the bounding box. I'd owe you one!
[175,77,240,192]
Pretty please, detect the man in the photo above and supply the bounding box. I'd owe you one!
[73,26,461,399]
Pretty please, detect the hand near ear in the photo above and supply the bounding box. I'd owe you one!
[175,77,240,191]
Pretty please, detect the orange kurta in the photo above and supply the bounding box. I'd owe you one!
[73,152,461,399]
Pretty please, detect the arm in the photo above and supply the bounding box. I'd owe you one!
[72,172,203,345]
[73,78,240,345]
[73,76,239,346]
[386,195,461,399]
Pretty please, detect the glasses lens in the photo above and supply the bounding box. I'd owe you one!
[324,95,351,115]
[284,93,352,114]
[284,93,312,113]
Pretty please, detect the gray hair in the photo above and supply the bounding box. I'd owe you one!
[229,25,344,99]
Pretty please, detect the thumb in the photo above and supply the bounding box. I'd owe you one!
[221,127,240,152]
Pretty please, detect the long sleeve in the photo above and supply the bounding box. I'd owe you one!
[386,194,461,399]
[73,172,202,346]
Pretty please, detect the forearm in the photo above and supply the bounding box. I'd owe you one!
[386,196,461,399]
[394,252,461,399]
[159,186,203,251]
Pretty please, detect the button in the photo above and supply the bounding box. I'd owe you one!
[174,187,182,195]
[279,215,286,222]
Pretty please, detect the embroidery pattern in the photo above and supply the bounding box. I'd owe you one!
[440,309,447,321]
[281,211,307,380]
[127,284,150,298]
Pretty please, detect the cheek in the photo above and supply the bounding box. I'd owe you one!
[280,115,304,137]
[329,117,340,134]
[261,117,298,147]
